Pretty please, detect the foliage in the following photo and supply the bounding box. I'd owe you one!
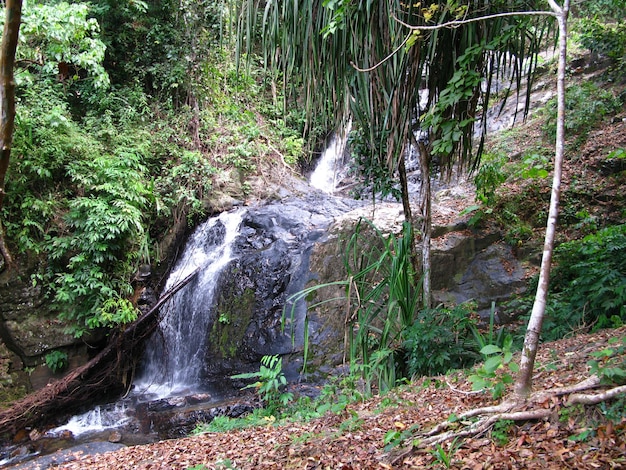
[231,355,294,409]
[45,149,150,335]
[587,336,626,386]
[342,219,421,392]
[510,225,626,343]
[12,2,110,90]
[44,350,69,373]
[403,302,480,378]
[429,438,462,468]
[474,154,507,206]
[491,419,515,446]
[1,0,305,338]
[544,82,621,146]
[468,334,519,399]
[576,18,626,63]
[547,224,626,338]
[574,0,626,20]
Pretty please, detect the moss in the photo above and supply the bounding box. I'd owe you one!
[209,288,256,360]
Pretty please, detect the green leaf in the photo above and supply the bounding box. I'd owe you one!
[480,345,503,356]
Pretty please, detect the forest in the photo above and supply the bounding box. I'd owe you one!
[0,0,625,468]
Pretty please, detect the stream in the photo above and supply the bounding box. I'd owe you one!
[1,88,532,467]
[0,137,361,469]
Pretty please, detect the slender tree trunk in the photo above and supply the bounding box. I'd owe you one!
[417,141,432,309]
[398,153,421,282]
[514,0,569,398]
[0,0,22,268]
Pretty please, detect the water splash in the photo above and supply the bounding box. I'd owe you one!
[49,403,130,437]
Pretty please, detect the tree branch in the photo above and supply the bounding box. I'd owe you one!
[393,10,557,32]
[355,9,557,73]
[567,384,626,406]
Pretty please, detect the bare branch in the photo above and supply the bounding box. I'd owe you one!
[354,9,557,73]
[350,33,411,73]
[393,10,557,32]
[567,384,626,406]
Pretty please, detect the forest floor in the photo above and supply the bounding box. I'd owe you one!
[43,326,626,469]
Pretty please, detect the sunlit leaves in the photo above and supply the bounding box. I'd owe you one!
[11,2,110,89]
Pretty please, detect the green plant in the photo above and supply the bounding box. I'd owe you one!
[231,355,294,409]
[382,423,421,452]
[285,219,422,392]
[543,82,621,145]
[468,334,519,399]
[45,350,69,373]
[491,419,515,446]
[429,438,462,468]
[587,336,626,386]
[404,302,480,378]
[541,224,626,339]
[576,17,626,62]
[517,153,550,180]
[474,154,507,205]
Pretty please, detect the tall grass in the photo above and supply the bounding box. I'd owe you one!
[286,218,421,392]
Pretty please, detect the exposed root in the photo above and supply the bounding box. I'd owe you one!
[567,384,626,405]
[388,375,626,465]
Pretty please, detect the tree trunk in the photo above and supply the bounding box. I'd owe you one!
[514,0,569,398]
[0,268,199,437]
[0,0,22,268]
[417,141,432,309]
[398,153,421,283]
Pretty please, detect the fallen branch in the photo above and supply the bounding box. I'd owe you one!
[0,268,200,438]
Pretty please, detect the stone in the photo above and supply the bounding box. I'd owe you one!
[108,430,122,443]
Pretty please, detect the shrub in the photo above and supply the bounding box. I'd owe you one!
[515,224,626,342]
[403,303,480,377]
[45,350,69,373]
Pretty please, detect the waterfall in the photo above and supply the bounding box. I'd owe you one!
[310,125,351,193]
[134,209,244,399]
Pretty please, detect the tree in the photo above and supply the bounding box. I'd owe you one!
[246,0,551,308]
[514,0,570,398]
[0,0,22,268]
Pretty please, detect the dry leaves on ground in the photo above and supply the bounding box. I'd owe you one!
[44,327,626,470]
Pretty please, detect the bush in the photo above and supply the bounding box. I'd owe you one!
[515,224,626,342]
[45,350,69,373]
[404,303,480,378]
[551,224,626,329]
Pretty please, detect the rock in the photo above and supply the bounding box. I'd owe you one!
[108,430,122,443]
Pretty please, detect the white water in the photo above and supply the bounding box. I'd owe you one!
[49,403,130,438]
[310,126,351,193]
[134,209,244,399]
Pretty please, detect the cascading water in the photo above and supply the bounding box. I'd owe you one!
[51,404,130,438]
[134,209,244,399]
[310,125,351,193]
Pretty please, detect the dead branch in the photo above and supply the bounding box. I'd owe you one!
[390,374,625,465]
[0,268,200,438]
[567,384,626,406]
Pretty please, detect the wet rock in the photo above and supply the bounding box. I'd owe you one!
[434,242,528,316]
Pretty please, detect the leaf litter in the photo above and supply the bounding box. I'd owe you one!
[44,326,625,469]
